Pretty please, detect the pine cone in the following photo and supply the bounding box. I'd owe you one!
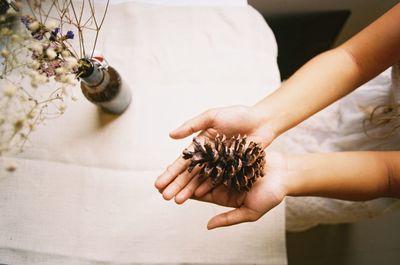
[182,134,266,192]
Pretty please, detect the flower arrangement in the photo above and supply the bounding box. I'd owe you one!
[0,0,110,170]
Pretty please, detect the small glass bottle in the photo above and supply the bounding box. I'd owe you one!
[79,58,131,115]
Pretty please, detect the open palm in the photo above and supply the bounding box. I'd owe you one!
[155,105,277,204]
[193,152,287,229]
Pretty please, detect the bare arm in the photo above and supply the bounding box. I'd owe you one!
[190,151,400,229]
[254,3,400,137]
[284,151,400,200]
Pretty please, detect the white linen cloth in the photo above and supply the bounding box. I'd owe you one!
[98,0,247,6]
[0,2,285,264]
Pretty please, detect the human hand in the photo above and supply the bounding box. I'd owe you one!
[192,152,288,229]
[155,105,277,204]
[168,105,275,147]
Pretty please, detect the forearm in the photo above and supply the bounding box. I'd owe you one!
[253,47,361,137]
[253,4,400,139]
[284,151,400,200]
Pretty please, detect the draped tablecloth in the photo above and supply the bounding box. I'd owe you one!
[0,2,285,264]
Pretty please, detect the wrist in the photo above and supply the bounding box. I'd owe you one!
[262,152,291,201]
[249,103,279,147]
[280,154,308,197]
[262,152,301,199]
[251,96,292,141]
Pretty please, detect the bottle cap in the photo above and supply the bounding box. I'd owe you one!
[86,51,109,69]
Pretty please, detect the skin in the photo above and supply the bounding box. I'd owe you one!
[191,151,400,230]
[155,4,400,229]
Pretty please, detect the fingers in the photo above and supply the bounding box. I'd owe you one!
[194,178,214,198]
[207,207,260,230]
[174,173,204,204]
[161,163,201,201]
[155,156,189,191]
[169,109,215,139]
[156,132,212,202]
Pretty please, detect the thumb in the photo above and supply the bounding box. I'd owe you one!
[170,109,215,139]
[207,207,260,230]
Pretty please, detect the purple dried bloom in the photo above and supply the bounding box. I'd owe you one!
[37,59,62,78]
[31,31,44,40]
[49,60,61,68]
[49,27,60,41]
[20,16,30,29]
[65,31,74,40]
[20,15,47,40]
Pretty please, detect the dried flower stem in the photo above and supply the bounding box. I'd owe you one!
[0,0,110,169]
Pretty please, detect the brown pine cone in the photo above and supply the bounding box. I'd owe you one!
[182,134,266,192]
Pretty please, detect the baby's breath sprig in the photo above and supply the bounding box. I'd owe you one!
[0,0,110,170]
[19,14,80,86]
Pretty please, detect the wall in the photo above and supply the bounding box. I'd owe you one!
[248,0,398,45]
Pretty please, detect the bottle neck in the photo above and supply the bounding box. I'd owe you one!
[80,61,105,87]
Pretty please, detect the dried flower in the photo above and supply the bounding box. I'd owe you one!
[0,0,110,170]
[65,30,74,40]
[0,48,9,57]
[20,15,30,27]
[29,70,48,88]
[49,27,59,41]
[3,84,17,97]
[46,48,57,60]
[28,20,40,31]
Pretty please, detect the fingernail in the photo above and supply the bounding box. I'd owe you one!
[162,189,173,201]
[175,194,187,205]
[170,128,180,135]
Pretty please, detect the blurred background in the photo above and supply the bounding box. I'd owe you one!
[250,0,399,79]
